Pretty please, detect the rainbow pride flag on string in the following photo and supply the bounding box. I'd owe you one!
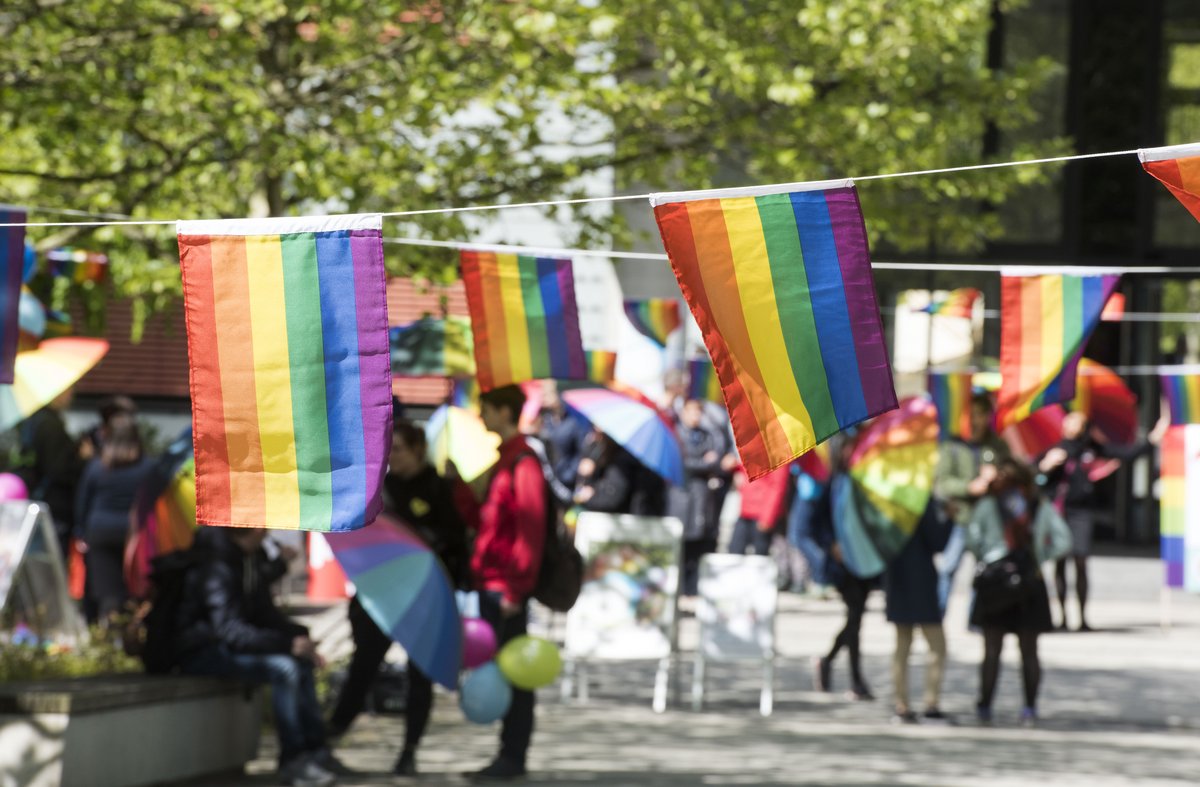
[1163,374,1200,425]
[928,372,974,441]
[623,298,681,347]
[1140,143,1200,223]
[687,358,723,404]
[389,315,475,377]
[921,288,980,319]
[585,350,617,384]
[0,207,25,385]
[653,180,897,479]
[1161,425,1200,591]
[995,272,1119,431]
[177,215,393,532]
[460,251,586,391]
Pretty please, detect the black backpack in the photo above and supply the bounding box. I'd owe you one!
[510,449,583,613]
[126,548,200,674]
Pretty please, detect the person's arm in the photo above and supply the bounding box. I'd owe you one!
[501,456,548,607]
[582,460,633,512]
[1035,501,1073,564]
[932,444,971,500]
[432,476,473,586]
[964,497,997,559]
[204,562,296,653]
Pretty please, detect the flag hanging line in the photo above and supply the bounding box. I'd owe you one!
[883,306,1200,323]
[930,363,1200,377]
[0,144,1158,229]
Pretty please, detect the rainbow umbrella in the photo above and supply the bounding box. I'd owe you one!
[835,397,939,578]
[0,337,108,430]
[127,428,197,597]
[1002,405,1065,463]
[327,513,462,689]
[425,404,500,483]
[560,387,684,486]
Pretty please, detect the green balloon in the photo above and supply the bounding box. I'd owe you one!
[496,635,562,690]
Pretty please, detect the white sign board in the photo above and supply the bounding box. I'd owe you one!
[565,512,683,660]
[697,554,778,661]
[0,502,86,645]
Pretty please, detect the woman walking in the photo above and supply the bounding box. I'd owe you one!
[967,459,1071,725]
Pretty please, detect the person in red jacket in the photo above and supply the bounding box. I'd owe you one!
[727,463,793,556]
[471,384,547,781]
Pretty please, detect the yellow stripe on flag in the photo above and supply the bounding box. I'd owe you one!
[497,254,533,384]
[245,235,301,528]
[1038,275,1064,404]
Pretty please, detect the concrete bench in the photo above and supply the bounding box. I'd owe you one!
[0,674,261,787]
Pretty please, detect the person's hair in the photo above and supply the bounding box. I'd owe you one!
[970,392,994,413]
[392,417,427,456]
[99,395,137,425]
[100,412,143,469]
[480,384,526,426]
[989,457,1036,497]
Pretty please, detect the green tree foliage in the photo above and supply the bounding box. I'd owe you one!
[0,0,1063,334]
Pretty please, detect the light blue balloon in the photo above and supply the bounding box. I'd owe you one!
[22,244,36,283]
[459,661,512,724]
[18,291,45,339]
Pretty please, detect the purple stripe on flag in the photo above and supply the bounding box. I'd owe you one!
[825,188,896,417]
[555,259,587,378]
[0,210,26,385]
[350,229,393,527]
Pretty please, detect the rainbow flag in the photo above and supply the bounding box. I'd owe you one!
[623,298,681,347]
[46,247,108,284]
[585,349,617,384]
[1140,143,1200,223]
[653,181,897,479]
[687,358,723,403]
[995,272,1119,431]
[1163,375,1200,425]
[928,372,974,441]
[1161,425,1200,591]
[460,251,586,391]
[921,288,980,319]
[177,215,393,532]
[389,315,475,377]
[0,208,25,385]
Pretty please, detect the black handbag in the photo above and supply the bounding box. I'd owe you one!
[972,549,1039,616]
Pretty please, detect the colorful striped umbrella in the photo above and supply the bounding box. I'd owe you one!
[560,387,684,486]
[0,337,109,430]
[327,514,462,689]
[425,404,500,483]
[835,397,939,578]
[1072,358,1137,444]
[1002,406,1065,464]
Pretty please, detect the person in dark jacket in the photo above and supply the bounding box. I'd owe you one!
[21,388,86,556]
[1037,411,1166,631]
[327,418,472,777]
[671,399,722,599]
[536,381,591,493]
[811,434,879,701]
[471,384,548,781]
[573,430,638,514]
[74,412,154,622]
[884,504,953,722]
[174,527,340,787]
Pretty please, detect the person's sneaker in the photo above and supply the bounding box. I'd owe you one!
[975,705,993,725]
[472,756,527,781]
[1077,621,1094,633]
[811,655,831,692]
[278,754,336,787]
[394,748,417,777]
[923,708,952,724]
[311,748,356,777]
[846,683,874,702]
[892,708,918,724]
[1020,706,1038,727]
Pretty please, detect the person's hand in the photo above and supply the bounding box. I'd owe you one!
[720,453,739,472]
[967,476,990,497]
[1149,412,1171,446]
[291,635,317,661]
[979,463,998,483]
[830,543,844,565]
[574,486,595,504]
[577,457,596,478]
[75,540,88,554]
[78,438,95,461]
[499,597,522,617]
[1039,447,1068,473]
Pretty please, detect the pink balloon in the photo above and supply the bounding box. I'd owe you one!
[462,617,497,670]
[0,473,28,502]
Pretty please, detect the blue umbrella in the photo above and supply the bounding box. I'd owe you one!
[327,514,462,689]
[560,387,684,486]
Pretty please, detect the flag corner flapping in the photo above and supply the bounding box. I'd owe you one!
[653,179,897,479]
[1139,142,1200,223]
[177,213,392,533]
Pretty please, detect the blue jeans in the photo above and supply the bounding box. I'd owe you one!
[786,497,826,586]
[938,525,967,615]
[182,644,326,764]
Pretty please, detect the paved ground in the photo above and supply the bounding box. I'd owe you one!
[209,554,1200,786]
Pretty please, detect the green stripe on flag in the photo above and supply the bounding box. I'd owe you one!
[281,234,333,531]
[519,256,551,379]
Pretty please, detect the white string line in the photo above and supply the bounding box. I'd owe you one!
[383,236,669,261]
[0,145,1154,228]
[0,203,133,220]
[886,307,1200,323]
[930,364,1200,376]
